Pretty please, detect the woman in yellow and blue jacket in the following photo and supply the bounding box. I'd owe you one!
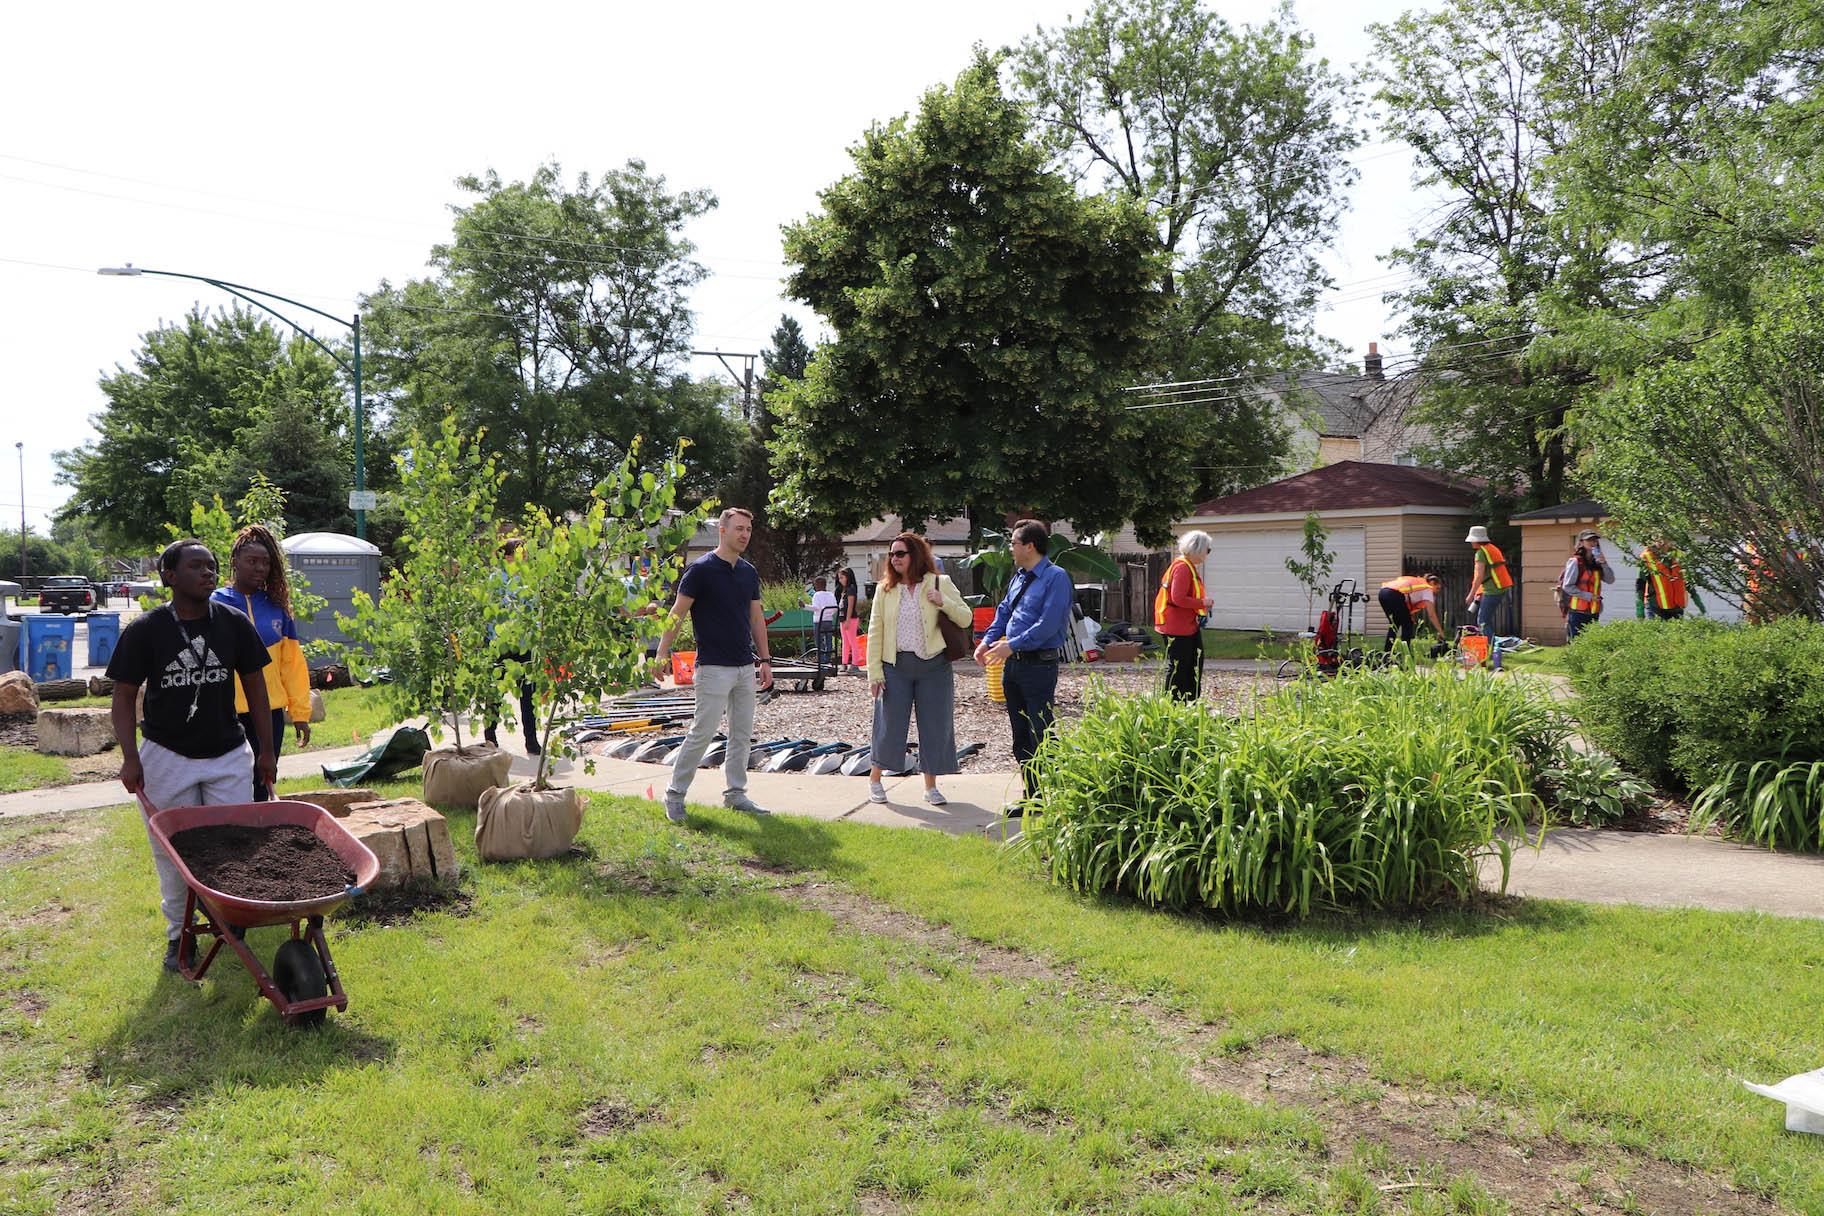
[212,524,312,800]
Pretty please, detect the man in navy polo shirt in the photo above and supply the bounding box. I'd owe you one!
[974,519,1074,817]
[654,507,774,823]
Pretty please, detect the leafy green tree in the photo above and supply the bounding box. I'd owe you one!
[0,528,104,582]
[773,55,1168,544]
[1363,0,1652,509]
[1284,512,1335,628]
[55,307,350,549]
[497,441,707,789]
[339,416,508,753]
[719,315,844,580]
[144,474,328,627]
[1014,0,1352,502]
[1579,264,1824,621]
[362,162,743,520]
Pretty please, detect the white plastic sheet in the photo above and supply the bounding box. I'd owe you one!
[1743,1067,1824,1134]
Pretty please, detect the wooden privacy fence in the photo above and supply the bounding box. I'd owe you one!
[1402,553,1523,636]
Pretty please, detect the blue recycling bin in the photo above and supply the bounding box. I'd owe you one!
[87,611,121,667]
[21,615,76,682]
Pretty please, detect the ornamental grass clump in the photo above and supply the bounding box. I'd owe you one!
[1020,668,1569,917]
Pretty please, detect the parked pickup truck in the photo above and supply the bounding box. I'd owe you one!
[38,577,98,614]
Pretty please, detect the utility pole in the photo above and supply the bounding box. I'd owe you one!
[692,350,758,421]
[14,442,24,580]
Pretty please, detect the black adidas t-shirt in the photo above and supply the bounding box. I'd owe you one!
[106,603,270,759]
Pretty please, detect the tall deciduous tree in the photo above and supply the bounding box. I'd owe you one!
[55,308,350,549]
[772,55,1170,543]
[362,162,743,519]
[1364,0,1648,510]
[720,316,843,580]
[1015,0,1356,503]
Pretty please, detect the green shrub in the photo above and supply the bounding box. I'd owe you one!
[1567,617,1824,791]
[1020,668,1569,916]
[1540,748,1655,827]
[1692,756,1824,852]
[1563,619,1719,785]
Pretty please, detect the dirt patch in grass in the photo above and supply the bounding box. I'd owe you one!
[776,879,1781,1216]
[0,813,109,865]
[333,881,472,927]
[579,1098,660,1138]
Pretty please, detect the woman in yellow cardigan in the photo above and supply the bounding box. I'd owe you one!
[211,525,312,800]
[866,531,972,806]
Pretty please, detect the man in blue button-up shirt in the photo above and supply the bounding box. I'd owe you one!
[975,519,1075,814]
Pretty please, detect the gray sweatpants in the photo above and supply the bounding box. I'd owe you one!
[665,663,756,800]
[139,737,254,940]
[871,650,958,775]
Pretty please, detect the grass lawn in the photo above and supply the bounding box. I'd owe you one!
[0,686,401,795]
[3,780,1821,1214]
[0,749,70,793]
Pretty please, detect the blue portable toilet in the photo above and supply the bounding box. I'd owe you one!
[87,612,121,667]
[21,615,76,682]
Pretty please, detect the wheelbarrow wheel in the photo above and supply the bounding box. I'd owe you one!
[272,939,329,1027]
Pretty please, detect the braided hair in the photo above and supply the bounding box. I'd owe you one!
[231,524,291,615]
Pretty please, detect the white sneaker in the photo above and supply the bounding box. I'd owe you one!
[724,792,770,816]
[662,792,687,824]
[923,787,947,806]
[868,782,887,803]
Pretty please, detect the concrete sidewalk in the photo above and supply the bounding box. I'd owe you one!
[0,731,1027,839]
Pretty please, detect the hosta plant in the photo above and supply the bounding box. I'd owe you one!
[1540,748,1655,828]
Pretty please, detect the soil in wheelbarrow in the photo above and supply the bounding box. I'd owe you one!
[169,825,354,901]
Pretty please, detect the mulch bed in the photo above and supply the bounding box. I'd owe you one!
[169,824,353,901]
[585,662,1273,773]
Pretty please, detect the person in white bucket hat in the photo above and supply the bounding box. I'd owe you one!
[1463,526,1515,667]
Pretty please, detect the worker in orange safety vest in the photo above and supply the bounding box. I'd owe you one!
[1555,530,1614,642]
[1464,526,1515,664]
[1155,531,1214,701]
[1636,542,1704,620]
[1378,573,1446,657]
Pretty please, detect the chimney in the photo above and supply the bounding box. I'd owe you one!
[1364,341,1384,381]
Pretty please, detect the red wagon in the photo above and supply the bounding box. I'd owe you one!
[140,795,381,1027]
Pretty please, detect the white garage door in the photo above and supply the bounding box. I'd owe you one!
[1204,528,1366,631]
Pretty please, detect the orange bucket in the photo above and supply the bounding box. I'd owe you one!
[856,633,868,663]
[1460,635,1489,667]
[672,650,697,686]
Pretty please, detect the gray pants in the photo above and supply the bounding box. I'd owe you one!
[871,650,958,774]
[139,737,254,940]
[666,663,756,800]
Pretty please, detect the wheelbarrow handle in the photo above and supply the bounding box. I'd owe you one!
[135,791,161,818]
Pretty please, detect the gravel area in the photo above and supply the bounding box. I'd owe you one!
[585,662,1274,773]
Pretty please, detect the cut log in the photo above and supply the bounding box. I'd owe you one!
[34,678,88,702]
[87,675,116,697]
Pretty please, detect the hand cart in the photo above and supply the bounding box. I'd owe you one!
[140,794,380,1027]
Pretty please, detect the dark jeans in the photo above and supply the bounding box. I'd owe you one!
[1565,609,1598,641]
[1379,587,1416,649]
[1002,656,1059,801]
[814,620,837,670]
[238,708,287,802]
[485,651,538,748]
[1648,605,1684,621]
[1163,632,1203,701]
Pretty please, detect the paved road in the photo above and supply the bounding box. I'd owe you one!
[8,596,142,679]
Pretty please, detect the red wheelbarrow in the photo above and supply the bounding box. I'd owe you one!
[140,794,380,1027]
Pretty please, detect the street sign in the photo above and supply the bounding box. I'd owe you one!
[348,490,378,510]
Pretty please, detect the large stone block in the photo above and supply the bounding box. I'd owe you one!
[309,689,326,723]
[0,671,37,716]
[342,797,460,888]
[288,788,379,818]
[36,708,115,756]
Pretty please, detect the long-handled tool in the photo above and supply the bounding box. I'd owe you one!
[838,746,875,776]
[748,737,814,769]
[769,740,850,773]
[661,734,724,765]
[808,744,867,775]
[627,733,688,763]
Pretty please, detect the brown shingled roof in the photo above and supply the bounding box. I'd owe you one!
[1189,461,1481,516]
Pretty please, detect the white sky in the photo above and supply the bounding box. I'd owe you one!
[2,0,1431,535]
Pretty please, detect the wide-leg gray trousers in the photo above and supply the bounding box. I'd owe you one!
[871,650,958,774]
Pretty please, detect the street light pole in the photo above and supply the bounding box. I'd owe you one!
[99,265,368,538]
[13,442,23,579]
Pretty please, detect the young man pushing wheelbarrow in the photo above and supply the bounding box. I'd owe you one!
[107,538,277,972]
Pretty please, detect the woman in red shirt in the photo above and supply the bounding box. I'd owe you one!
[1156,531,1214,701]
